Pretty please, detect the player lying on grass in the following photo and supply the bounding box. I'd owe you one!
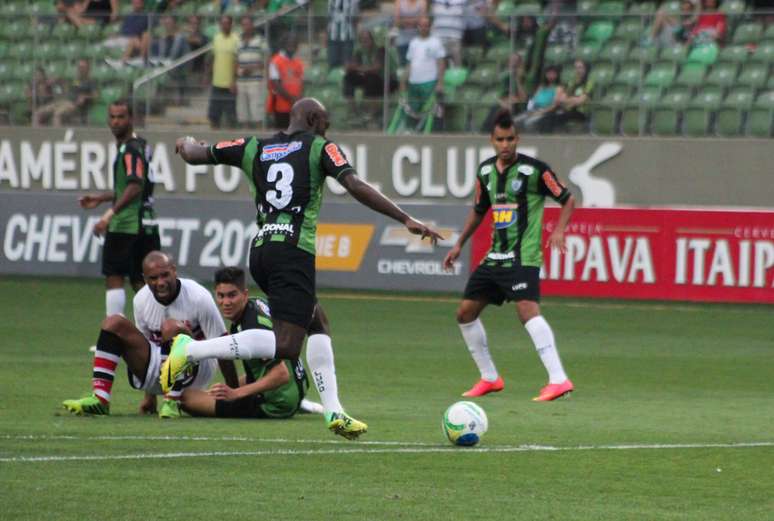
[63,251,237,418]
[181,266,323,419]
[167,98,443,439]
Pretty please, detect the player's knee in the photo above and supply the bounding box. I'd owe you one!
[456,307,477,324]
[274,339,303,360]
[101,314,133,335]
[161,319,188,342]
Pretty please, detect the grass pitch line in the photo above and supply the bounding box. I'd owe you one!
[2,441,773,463]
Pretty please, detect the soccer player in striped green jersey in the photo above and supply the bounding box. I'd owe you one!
[443,110,576,402]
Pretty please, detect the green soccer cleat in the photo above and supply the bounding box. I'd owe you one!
[325,412,368,440]
[158,398,182,419]
[159,334,193,394]
[62,394,109,415]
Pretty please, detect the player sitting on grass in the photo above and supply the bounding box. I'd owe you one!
[180,267,323,419]
[63,251,237,418]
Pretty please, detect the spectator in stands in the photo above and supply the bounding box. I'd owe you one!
[688,0,727,44]
[119,0,152,62]
[343,28,398,123]
[463,0,490,52]
[543,59,593,133]
[401,16,446,128]
[33,59,95,127]
[267,34,304,128]
[514,64,564,133]
[186,15,210,79]
[237,15,269,128]
[208,14,240,129]
[479,52,527,132]
[393,0,427,65]
[649,0,697,47]
[57,0,118,27]
[328,0,359,68]
[28,67,57,113]
[151,15,189,63]
[430,0,465,66]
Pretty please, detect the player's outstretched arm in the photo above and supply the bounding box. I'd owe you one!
[443,208,485,271]
[339,173,444,244]
[175,137,214,165]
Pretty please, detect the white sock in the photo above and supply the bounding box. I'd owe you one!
[459,319,498,381]
[186,329,276,362]
[105,288,126,316]
[305,334,344,415]
[299,398,324,414]
[525,316,568,384]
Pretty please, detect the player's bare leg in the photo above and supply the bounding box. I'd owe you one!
[516,301,573,401]
[457,299,504,397]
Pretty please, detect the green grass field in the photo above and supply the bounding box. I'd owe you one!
[1,276,772,520]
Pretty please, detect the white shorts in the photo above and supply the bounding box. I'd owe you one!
[128,342,217,395]
[236,79,266,123]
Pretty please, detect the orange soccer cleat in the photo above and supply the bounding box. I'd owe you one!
[533,380,574,401]
[462,376,505,397]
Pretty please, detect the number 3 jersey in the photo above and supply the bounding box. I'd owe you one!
[474,153,571,268]
[208,131,355,256]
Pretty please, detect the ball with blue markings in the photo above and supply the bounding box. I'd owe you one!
[442,401,488,446]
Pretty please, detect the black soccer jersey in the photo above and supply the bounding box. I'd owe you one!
[474,153,570,267]
[110,136,156,235]
[209,131,355,256]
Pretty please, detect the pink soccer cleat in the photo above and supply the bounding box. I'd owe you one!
[532,380,574,401]
[462,376,505,397]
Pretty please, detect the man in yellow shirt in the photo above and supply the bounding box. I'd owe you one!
[208,15,239,129]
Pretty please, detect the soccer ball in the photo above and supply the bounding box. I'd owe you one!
[442,401,488,447]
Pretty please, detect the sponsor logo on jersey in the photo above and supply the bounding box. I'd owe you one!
[257,222,295,237]
[518,164,535,176]
[542,170,565,198]
[215,138,246,149]
[324,143,347,167]
[486,251,515,260]
[492,204,518,229]
[260,141,302,161]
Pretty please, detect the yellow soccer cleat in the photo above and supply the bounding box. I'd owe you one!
[62,394,109,415]
[158,398,182,419]
[326,412,368,440]
[159,334,193,394]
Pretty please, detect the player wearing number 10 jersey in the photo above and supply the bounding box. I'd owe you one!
[169,98,444,438]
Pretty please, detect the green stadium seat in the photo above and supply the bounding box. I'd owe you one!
[33,43,57,62]
[444,103,468,132]
[611,62,644,88]
[577,0,598,17]
[747,91,774,137]
[686,43,719,65]
[706,62,738,88]
[486,43,512,64]
[675,63,707,88]
[589,63,616,92]
[591,90,628,134]
[628,1,656,15]
[304,63,328,85]
[575,42,601,62]
[0,2,24,17]
[224,2,247,16]
[644,63,676,88]
[750,42,774,63]
[768,75,774,89]
[545,45,570,65]
[737,63,769,89]
[582,21,616,45]
[31,23,49,41]
[732,23,763,45]
[27,0,57,16]
[198,2,220,16]
[513,2,542,15]
[462,46,485,67]
[651,90,690,135]
[716,88,754,136]
[719,45,750,65]
[561,64,576,85]
[8,42,33,61]
[467,64,498,86]
[598,40,630,65]
[444,67,469,89]
[628,45,658,64]
[91,63,114,84]
[614,18,645,42]
[100,85,126,104]
[720,0,747,15]
[0,83,26,105]
[0,44,7,60]
[763,24,774,41]
[621,87,660,135]
[683,89,723,136]
[594,1,627,18]
[43,61,67,80]
[53,22,77,41]
[325,67,345,86]
[658,45,687,64]
[661,0,682,13]
[2,21,27,42]
[78,23,104,42]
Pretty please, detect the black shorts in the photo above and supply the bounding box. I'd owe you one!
[215,394,269,418]
[102,231,161,282]
[249,241,316,328]
[463,263,541,305]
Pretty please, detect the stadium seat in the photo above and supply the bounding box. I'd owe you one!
[686,43,719,65]
[582,21,616,46]
[651,90,690,135]
[589,63,616,92]
[720,0,747,15]
[628,1,656,15]
[732,23,763,46]
[598,40,630,65]
[78,23,103,42]
[706,62,739,88]
[545,45,570,65]
[326,67,345,87]
[304,63,328,85]
[614,18,645,42]
[2,22,27,42]
[763,24,774,41]
[661,0,682,14]
[621,87,660,135]
[674,63,707,88]
[719,45,750,65]
[33,43,57,62]
[577,0,597,17]
[658,45,688,64]
[747,91,774,137]
[716,88,754,136]
[750,42,774,63]
[737,63,769,89]
[594,1,627,18]
[467,64,498,86]
[198,2,219,16]
[628,45,658,64]
[611,62,644,89]
[486,43,512,64]
[513,2,542,15]
[591,90,628,134]
[52,23,77,41]
[561,64,576,85]
[644,63,676,88]
[27,0,57,16]
[10,63,33,81]
[683,89,723,136]
[576,42,601,62]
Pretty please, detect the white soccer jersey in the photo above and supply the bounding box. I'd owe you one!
[133,278,227,345]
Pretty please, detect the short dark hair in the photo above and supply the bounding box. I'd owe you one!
[490,109,515,134]
[214,266,246,289]
[110,98,133,116]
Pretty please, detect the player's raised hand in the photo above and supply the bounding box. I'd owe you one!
[443,244,461,272]
[175,136,197,155]
[78,194,101,209]
[404,217,444,245]
[546,229,567,253]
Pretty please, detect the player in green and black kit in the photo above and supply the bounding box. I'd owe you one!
[165,98,443,438]
[79,99,160,317]
[181,267,320,419]
[443,110,576,402]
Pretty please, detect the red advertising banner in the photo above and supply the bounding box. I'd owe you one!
[470,208,774,304]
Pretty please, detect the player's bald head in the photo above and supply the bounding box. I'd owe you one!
[288,98,330,137]
[142,250,175,272]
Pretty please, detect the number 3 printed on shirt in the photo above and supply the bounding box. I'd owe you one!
[266,163,294,209]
